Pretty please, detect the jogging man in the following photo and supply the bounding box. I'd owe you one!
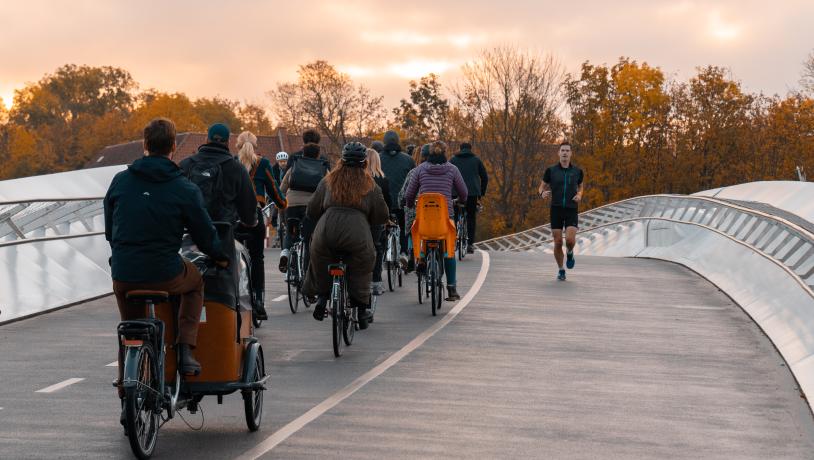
[539,141,584,281]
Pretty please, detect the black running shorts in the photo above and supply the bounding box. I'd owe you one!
[550,206,578,230]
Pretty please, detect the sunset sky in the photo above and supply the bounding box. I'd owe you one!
[1,0,812,111]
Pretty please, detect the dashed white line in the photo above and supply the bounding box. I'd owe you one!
[36,378,85,393]
[234,250,491,460]
[272,295,288,302]
[106,361,118,367]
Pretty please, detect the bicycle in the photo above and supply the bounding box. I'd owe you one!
[384,222,403,291]
[285,217,313,314]
[326,255,357,357]
[454,201,468,261]
[417,240,445,316]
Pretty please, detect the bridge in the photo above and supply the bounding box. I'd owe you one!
[2,167,814,459]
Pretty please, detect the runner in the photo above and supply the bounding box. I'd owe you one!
[538,141,584,281]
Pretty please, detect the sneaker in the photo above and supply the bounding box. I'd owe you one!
[371,282,384,296]
[557,269,566,281]
[278,249,289,273]
[566,251,575,269]
[312,297,327,321]
[466,245,475,254]
[445,285,461,301]
[357,306,372,330]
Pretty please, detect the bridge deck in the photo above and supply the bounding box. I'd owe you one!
[1,251,812,459]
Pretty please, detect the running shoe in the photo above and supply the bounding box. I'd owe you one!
[566,251,575,269]
[557,269,566,281]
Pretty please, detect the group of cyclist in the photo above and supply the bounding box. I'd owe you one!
[106,118,590,369]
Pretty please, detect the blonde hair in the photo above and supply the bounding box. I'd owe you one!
[236,131,259,171]
[366,148,384,178]
[430,140,447,160]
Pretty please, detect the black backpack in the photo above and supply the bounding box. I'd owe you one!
[290,157,329,193]
[185,156,233,221]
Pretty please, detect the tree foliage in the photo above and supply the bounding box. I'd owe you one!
[392,73,450,145]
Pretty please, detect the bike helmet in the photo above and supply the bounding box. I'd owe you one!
[276,151,289,161]
[341,142,368,166]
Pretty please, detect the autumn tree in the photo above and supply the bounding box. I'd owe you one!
[802,51,814,95]
[193,97,242,131]
[393,73,450,145]
[269,60,386,153]
[8,64,137,171]
[238,103,274,135]
[455,47,566,235]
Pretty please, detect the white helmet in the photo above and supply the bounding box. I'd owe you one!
[276,151,289,161]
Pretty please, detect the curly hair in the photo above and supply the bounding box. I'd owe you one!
[325,160,375,207]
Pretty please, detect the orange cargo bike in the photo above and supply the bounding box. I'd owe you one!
[115,223,267,460]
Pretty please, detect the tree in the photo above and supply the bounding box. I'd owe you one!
[269,60,386,153]
[238,103,274,135]
[126,91,204,138]
[193,97,241,131]
[455,46,566,235]
[802,51,814,95]
[393,73,450,145]
[7,64,137,172]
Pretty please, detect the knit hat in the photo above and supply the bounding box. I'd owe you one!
[207,123,230,144]
[420,143,431,158]
[383,130,400,147]
[371,141,384,153]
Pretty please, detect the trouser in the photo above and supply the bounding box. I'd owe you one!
[236,208,266,295]
[454,196,480,246]
[393,209,408,254]
[371,224,385,282]
[445,257,457,286]
[113,259,204,345]
[284,206,313,273]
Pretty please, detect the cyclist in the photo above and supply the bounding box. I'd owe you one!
[538,141,584,281]
[105,118,229,378]
[379,130,415,266]
[450,142,488,253]
[398,143,430,272]
[286,128,331,172]
[304,142,389,328]
[235,131,287,317]
[404,141,468,301]
[367,147,392,295]
[179,123,258,228]
[279,142,329,273]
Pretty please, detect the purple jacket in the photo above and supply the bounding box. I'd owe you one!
[404,160,468,216]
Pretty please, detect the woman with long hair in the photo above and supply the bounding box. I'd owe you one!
[367,148,392,295]
[235,131,287,319]
[303,142,389,328]
[403,140,468,301]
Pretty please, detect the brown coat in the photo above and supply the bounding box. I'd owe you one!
[303,179,389,304]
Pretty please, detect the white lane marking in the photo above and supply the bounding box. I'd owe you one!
[235,251,491,460]
[106,361,118,367]
[36,378,85,393]
[272,295,288,302]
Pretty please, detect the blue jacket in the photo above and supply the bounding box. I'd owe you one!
[104,155,226,283]
[249,157,286,209]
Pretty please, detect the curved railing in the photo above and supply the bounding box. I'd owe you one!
[0,166,124,324]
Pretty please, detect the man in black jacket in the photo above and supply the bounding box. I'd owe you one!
[105,118,229,376]
[379,130,415,259]
[450,142,489,253]
[179,123,258,227]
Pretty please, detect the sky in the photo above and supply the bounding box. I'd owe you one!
[1,0,813,112]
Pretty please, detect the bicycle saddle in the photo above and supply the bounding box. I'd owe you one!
[126,290,170,305]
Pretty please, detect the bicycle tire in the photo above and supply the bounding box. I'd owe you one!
[124,342,160,460]
[417,270,424,304]
[398,265,403,287]
[287,250,299,314]
[332,279,344,357]
[429,253,438,317]
[243,346,264,431]
[387,261,394,292]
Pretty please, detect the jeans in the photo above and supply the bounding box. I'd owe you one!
[371,224,385,282]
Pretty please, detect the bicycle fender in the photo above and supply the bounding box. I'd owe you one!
[122,346,143,389]
[242,341,263,384]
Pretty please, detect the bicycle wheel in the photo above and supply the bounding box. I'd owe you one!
[287,249,299,314]
[398,264,403,287]
[343,304,356,345]
[417,270,424,304]
[124,343,160,460]
[243,346,264,432]
[428,254,438,316]
[331,281,344,357]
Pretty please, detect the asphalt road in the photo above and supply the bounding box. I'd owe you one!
[1,250,813,459]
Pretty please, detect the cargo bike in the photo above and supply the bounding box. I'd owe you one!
[115,224,267,459]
